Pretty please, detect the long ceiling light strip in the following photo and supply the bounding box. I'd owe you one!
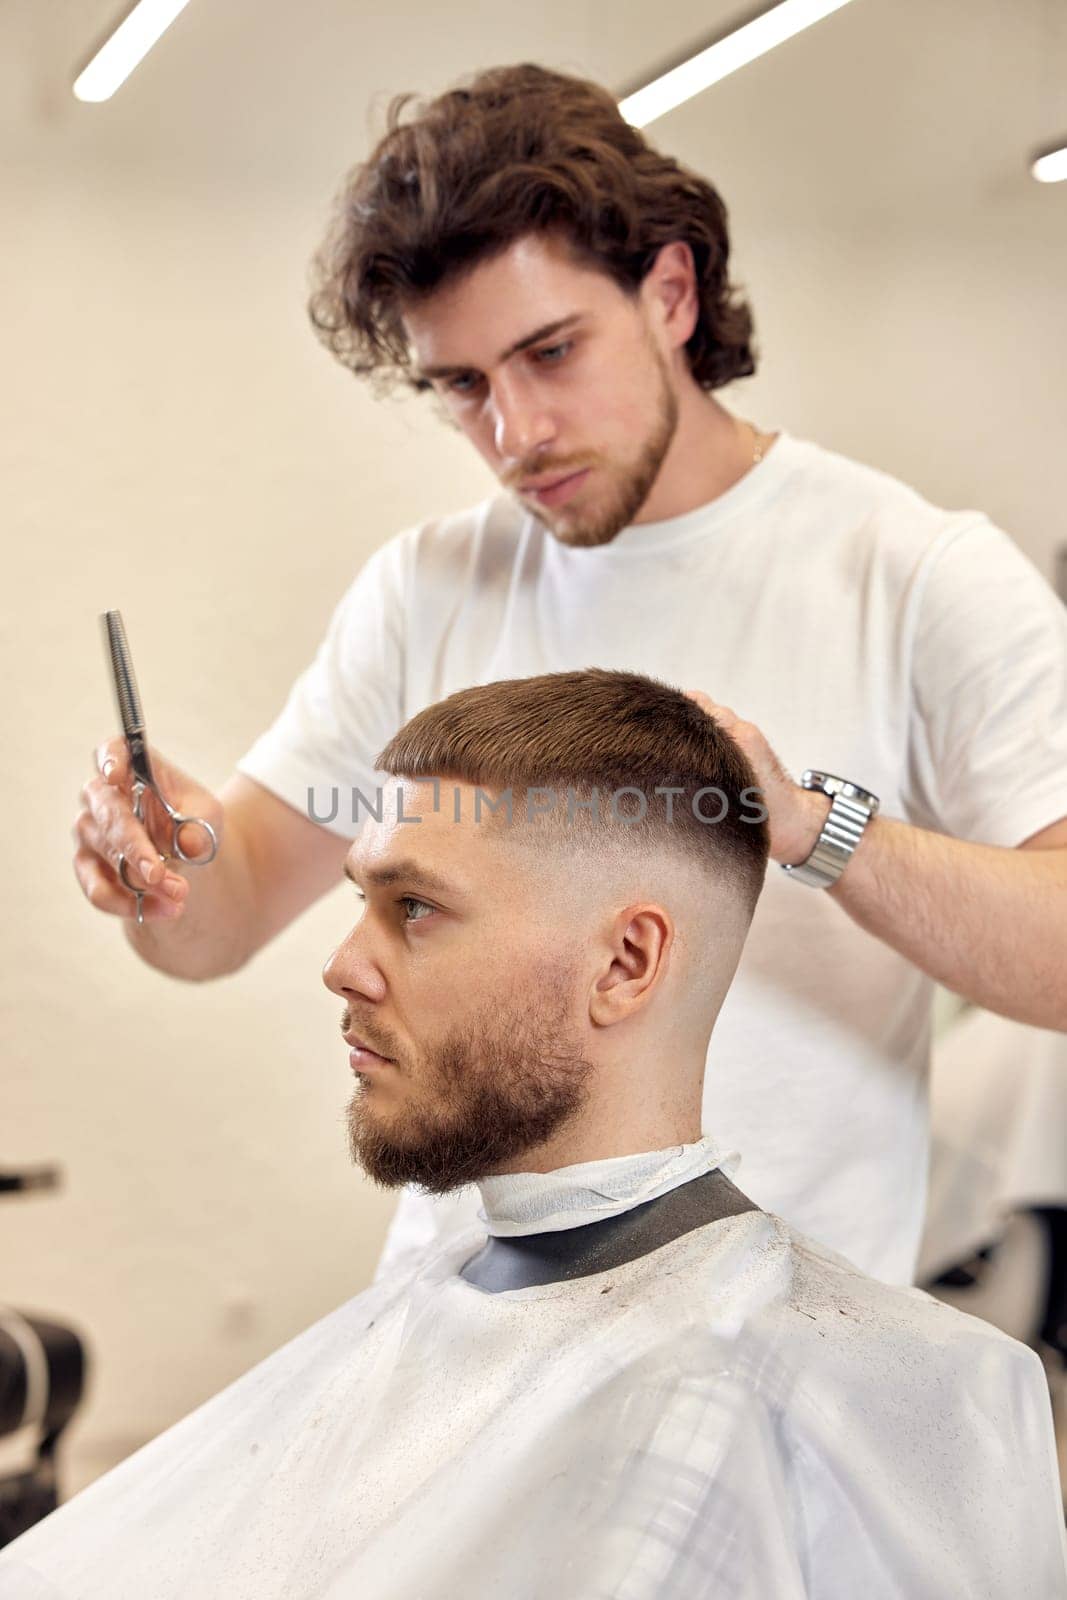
[618,0,859,128]
[73,0,193,103]
[1031,145,1067,183]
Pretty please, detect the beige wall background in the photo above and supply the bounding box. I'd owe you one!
[2,0,1065,1486]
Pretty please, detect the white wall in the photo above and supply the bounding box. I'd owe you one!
[3,0,1065,1491]
[1,155,498,1484]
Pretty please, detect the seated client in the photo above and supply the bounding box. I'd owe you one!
[3,669,1065,1599]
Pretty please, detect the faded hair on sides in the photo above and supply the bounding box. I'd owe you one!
[375,668,769,920]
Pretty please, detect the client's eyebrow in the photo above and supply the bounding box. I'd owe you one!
[343,858,466,901]
[414,313,586,381]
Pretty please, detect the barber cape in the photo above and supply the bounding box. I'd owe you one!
[2,1137,1065,1600]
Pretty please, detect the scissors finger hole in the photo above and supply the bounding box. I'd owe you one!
[117,851,163,891]
[171,817,219,864]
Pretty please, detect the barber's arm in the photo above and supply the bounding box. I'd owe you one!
[685,690,1067,1031]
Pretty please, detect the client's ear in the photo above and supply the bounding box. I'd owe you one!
[588,904,673,1028]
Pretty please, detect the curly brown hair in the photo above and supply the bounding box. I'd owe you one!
[308,62,756,397]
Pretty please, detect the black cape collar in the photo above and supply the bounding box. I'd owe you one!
[460,1166,759,1293]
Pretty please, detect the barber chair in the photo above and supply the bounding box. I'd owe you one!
[0,1165,89,1547]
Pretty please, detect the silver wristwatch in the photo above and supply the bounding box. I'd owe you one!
[780,771,880,888]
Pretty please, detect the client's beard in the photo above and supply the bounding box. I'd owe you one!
[345,997,593,1194]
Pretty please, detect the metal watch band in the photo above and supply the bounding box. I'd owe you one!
[781,773,879,889]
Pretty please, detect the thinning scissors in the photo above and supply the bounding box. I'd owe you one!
[100,610,219,925]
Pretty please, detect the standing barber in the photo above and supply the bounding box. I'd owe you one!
[73,64,1067,1285]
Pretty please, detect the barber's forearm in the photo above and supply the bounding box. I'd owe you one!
[122,813,258,982]
[822,812,1067,1029]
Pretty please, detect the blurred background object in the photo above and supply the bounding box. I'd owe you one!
[0,1164,88,1546]
[921,1004,1067,1511]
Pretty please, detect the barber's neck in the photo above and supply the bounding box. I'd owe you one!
[630,388,755,527]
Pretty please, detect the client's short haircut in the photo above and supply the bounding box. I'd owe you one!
[376,668,769,919]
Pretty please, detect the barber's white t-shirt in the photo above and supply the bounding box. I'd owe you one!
[237,432,1067,1284]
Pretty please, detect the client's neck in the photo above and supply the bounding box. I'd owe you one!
[474,1132,732,1242]
[499,1111,704,1178]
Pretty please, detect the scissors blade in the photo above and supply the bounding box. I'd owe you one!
[101,610,145,738]
[100,609,154,791]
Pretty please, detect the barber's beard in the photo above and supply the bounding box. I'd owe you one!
[345,998,594,1194]
[544,350,679,550]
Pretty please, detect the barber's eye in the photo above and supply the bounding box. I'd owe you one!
[535,341,572,363]
[401,896,434,923]
[447,372,481,394]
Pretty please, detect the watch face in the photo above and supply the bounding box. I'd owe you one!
[802,771,880,812]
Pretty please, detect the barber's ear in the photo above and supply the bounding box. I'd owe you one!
[588,907,673,1027]
[641,241,699,348]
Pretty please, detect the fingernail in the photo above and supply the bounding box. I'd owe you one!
[102,758,116,779]
[140,857,161,884]
[161,876,184,900]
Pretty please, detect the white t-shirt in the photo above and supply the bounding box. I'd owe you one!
[237,432,1067,1284]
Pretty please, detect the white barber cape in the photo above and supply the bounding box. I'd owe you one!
[3,1138,1065,1600]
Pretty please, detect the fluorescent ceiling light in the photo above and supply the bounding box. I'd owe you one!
[618,0,859,128]
[73,0,193,103]
[1031,145,1067,184]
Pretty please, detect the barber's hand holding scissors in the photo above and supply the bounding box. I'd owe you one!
[73,613,223,924]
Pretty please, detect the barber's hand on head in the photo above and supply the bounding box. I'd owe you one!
[72,739,224,921]
[683,689,831,866]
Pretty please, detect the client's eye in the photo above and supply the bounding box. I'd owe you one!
[401,897,434,923]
